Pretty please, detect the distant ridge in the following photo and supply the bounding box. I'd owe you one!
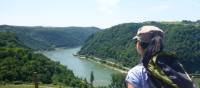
[0,25,101,50]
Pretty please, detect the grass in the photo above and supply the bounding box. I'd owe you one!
[0,84,70,88]
[193,78,200,88]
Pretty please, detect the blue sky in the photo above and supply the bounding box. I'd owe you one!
[0,0,200,28]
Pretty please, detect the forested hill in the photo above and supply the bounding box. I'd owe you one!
[0,25,101,50]
[79,21,200,74]
[0,32,90,87]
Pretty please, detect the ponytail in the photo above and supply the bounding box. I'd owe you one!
[142,33,163,68]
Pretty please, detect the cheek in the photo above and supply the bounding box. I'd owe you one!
[136,42,141,53]
[136,42,140,49]
[135,42,137,49]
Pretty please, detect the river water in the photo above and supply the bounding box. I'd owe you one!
[41,47,119,87]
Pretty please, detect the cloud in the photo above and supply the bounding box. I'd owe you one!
[96,0,120,14]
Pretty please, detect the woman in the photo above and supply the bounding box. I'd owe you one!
[125,26,195,88]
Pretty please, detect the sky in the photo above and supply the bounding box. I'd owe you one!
[0,0,200,28]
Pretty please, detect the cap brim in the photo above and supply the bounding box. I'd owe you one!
[132,36,138,40]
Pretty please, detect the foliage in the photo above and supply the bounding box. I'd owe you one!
[109,73,126,88]
[90,71,94,86]
[0,32,90,87]
[79,21,200,74]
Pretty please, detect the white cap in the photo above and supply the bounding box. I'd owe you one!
[133,25,164,43]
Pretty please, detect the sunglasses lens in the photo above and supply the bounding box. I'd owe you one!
[134,39,137,44]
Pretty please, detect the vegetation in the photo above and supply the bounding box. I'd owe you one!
[95,73,126,88]
[90,71,94,86]
[192,77,200,88]
[0,84,68,88]
[109,73,126,88]
[0,32,90,87]
[79,20,200,74]
[0,25,100,50]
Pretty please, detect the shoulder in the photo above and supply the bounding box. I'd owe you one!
[126,64,148,87]
[128,64,145,75]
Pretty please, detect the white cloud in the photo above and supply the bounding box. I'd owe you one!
[96,0,120,14]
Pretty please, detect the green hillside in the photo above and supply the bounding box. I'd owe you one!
[0,32,90,87]
[0,25,101,50]
[79,21,200,74]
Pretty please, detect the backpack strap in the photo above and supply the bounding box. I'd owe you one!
[147,55,179,88]
[146,53,196,88]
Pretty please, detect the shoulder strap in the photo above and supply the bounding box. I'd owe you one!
[147,55,179,88]
[147,54,196,88]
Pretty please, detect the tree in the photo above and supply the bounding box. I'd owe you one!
[90,71,94,86]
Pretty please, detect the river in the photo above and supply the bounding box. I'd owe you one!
[41,47,119,87]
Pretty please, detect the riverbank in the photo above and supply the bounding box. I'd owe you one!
[74,54,130,74]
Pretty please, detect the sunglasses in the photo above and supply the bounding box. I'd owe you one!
[133,39,138,44]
